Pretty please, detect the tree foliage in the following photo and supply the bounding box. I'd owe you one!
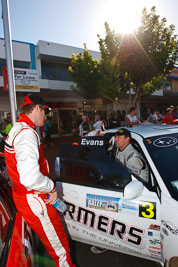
[69,6,178,105]
[98,6,178,104]
[68,44,101,99]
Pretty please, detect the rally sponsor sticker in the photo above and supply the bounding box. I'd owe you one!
[148,224,160,231]
[86,194,119,212]
[161,220,178,235]
[149,239,160,245]
[118,199,138,212]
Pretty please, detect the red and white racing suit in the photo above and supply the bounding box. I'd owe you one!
[4,113,75,267]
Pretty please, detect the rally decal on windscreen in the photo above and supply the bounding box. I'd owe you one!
[153,137,177,147]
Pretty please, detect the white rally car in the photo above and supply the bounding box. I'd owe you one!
[55,125,178,267]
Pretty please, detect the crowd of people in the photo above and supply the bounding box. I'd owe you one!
[78,104,178,137]
[1,105,178,144]
[0,112,55,151]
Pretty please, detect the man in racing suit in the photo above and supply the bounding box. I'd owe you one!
[4,94,75,267]
[115,128,149,183]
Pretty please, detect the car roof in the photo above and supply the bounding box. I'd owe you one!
[105,125,178,138]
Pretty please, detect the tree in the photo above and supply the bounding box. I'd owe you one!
[98,23,132,104]
[68,44,101,99]
[98,6,178,106]
[69,6,178,107]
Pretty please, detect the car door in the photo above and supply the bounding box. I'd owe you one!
[56,136,162,263]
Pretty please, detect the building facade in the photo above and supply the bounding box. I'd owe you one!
[0,39,101,135]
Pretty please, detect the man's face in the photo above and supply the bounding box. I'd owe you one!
[7,114,11,123]
[131,109,136,116]
[95,115,99,121]
[115,135,129,151]
[34,105,46,127]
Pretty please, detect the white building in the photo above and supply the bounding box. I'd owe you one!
[0,39,101,134]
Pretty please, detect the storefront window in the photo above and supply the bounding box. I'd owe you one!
[41,61,72,81]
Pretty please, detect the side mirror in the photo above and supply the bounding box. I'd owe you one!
[55,157,60,178]
[124,180,144,200]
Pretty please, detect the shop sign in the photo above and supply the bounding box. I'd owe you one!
[14,68,39,92]
[2,67,39,92]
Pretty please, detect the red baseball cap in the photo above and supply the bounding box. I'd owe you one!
[21,94,46,107]
[21,94,51,113]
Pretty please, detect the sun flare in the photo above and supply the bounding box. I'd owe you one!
[102,0,144,34]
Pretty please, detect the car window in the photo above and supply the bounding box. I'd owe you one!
[59,139,131,191]
[105,134,151,186]
[129,139,150,184]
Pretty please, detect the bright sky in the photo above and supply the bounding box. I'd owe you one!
[0,0,177,51]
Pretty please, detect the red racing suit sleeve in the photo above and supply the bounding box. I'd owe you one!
[13,126,54,192]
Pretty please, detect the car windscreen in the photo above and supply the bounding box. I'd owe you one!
[144,134,178,201]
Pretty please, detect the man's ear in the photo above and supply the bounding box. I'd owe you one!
[35,104,40,111]
[126,136,130,142]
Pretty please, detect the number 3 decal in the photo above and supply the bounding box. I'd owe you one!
[139,201,156,219]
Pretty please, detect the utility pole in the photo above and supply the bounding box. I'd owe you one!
[1,0,17,125]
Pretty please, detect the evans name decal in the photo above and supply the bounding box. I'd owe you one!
[81,138,104,146]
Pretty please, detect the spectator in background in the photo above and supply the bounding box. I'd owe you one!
[170,105,175,115]
[141,113,153,125]
[152,110,161,124]
[108,111,120,129]
[44,116,54,148]
[79,115,91,136]
[162,108,175,124]
[93,114,103,130]
[173,106,178,119]
[120,110,126,126]
[148,109,154,123]
[1,113,12,137]
[125,107,140,127]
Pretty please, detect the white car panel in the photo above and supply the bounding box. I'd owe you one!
[56,125,178,267]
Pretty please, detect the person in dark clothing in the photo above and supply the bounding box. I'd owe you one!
[79,115,91,136]
[44,116,54,148]
[108,111,120,129]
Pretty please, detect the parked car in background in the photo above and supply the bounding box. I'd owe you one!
[55,125,178,267]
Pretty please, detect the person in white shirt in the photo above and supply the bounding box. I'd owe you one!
[125,107,140,127]
[93,114,103,130]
